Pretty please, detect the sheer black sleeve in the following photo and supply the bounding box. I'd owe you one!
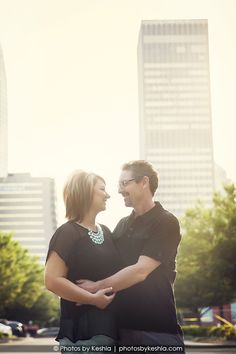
[46,222,78,266]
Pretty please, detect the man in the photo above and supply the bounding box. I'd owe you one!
[79,160,184,350]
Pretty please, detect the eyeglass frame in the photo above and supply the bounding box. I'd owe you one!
[118,178,136,188]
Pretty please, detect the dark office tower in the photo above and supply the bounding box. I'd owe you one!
[0,44,7,177]
[138,20,215,216]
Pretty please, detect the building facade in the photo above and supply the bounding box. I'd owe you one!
[138,20,215,216]
[0,45,7,178]
[0,173,57,263]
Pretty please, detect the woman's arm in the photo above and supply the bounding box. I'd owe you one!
[45,251,115,309]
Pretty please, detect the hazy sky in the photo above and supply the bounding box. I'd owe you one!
[0,0,235,228]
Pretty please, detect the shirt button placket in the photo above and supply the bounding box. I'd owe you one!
[127,226,133,238]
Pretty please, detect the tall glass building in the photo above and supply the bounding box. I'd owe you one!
[138,19,215,216]
[0,45,7,178]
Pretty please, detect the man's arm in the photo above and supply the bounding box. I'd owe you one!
[78,255,161,293]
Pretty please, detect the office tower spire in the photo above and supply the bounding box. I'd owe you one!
[0,44,8,177]
[138,20,215,216]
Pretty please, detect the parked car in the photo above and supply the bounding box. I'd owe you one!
[0,323,12,337]
[25,321,39,337]
[0,319,25,337]
[36,327,59,338]
[7,321,26,337]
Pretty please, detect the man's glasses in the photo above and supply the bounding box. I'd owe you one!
[118,179,136,188]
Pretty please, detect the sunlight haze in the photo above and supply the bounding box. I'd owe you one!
[0,0,235,228]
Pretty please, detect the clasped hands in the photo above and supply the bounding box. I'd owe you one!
[76,279,115,309]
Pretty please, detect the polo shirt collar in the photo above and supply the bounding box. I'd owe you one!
[129,201,163,225]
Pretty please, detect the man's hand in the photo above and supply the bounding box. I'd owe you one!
[76,279,99,293]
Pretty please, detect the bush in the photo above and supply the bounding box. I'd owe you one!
[182,324,236,341]
[182,325,209,337]
[209,325,236,340]
[0,331,10,339]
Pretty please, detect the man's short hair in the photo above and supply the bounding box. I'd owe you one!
[122,160,158,196]
[63,170,105,222]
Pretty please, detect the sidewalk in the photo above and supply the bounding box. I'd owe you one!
[1,336,236,348]
[184,339,236,348]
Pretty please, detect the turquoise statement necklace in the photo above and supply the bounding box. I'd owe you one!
[88,224,104,245]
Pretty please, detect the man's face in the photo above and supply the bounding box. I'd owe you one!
[118,169,143,207]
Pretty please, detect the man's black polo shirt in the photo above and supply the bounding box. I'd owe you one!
[112,202,182,334]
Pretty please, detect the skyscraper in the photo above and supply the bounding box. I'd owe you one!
[138,19,215,216]
[0,45,7,177]
[0,173,57,263]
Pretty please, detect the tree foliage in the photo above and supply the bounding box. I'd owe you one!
[0,232,44,316]
[175,183,236,319]
[6,291,59,326]
[0,232,59,324]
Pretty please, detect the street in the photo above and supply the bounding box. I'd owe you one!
[0,337,235,354]
[0,336,57,353]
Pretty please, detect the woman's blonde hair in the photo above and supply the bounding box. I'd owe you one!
[63,170,105,222]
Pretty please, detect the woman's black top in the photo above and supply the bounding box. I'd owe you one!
[46,221,122,342]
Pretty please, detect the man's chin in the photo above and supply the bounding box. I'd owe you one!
[124,198,132,207]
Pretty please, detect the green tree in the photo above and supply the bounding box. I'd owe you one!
[6,291,59,326]
[210,184,236,302]
[175,183,236,322]
[30,291,59,326]
[0,232,44,316]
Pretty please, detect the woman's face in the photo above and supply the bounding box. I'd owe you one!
[91,179,110,213]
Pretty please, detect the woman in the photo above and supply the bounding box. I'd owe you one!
[44,170,121,352]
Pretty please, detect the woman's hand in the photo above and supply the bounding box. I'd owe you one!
[76,280,115,308]
[91,287,115,309]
